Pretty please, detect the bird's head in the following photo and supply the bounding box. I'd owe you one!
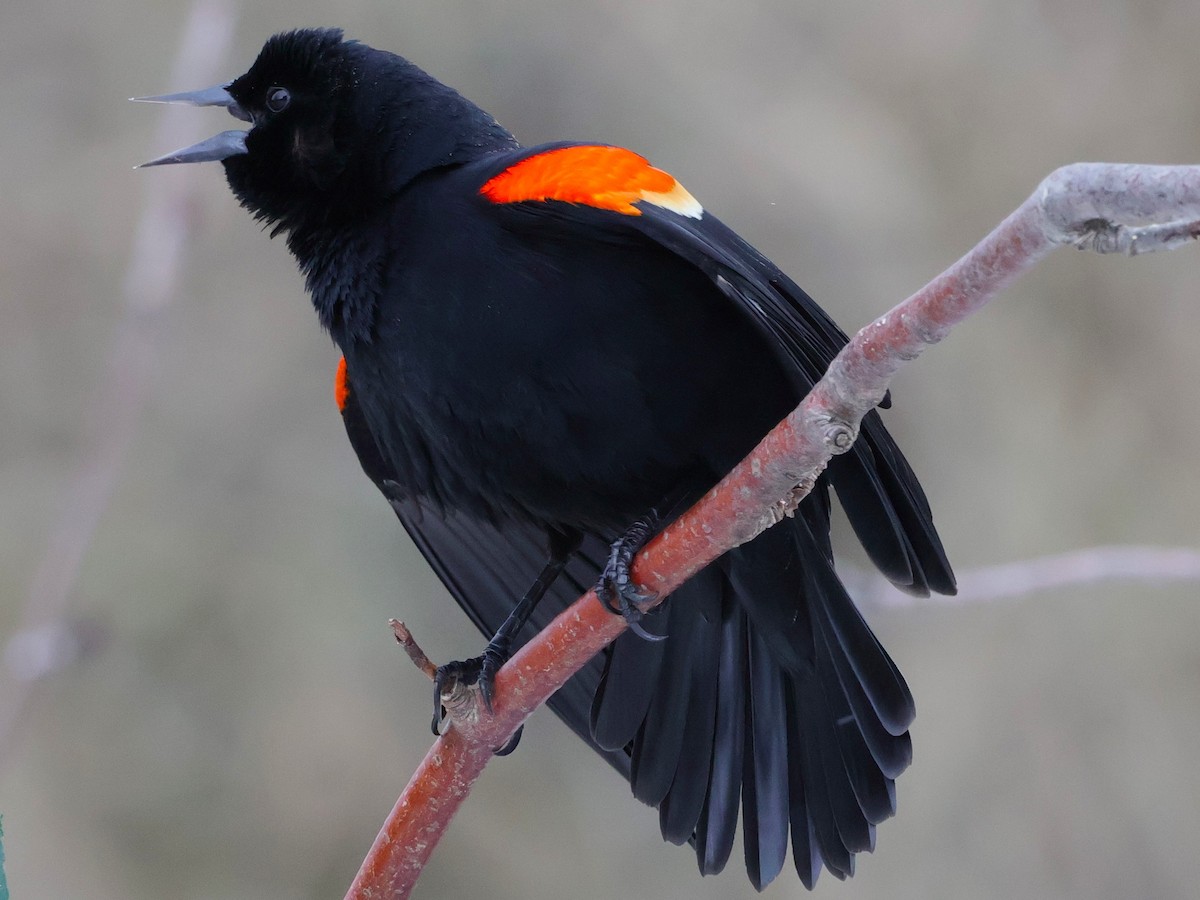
[136,28,517,237]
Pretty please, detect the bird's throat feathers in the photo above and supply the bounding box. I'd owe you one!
[290,224,384,342]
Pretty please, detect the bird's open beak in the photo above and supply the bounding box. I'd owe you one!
[132,83,251,168]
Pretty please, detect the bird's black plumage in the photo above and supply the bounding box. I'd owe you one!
[147,27,955,889]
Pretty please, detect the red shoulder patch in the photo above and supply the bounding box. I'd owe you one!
[335,356,349,413]
[480,146,702,218]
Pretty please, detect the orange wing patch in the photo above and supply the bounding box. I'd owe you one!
[480,146,703,218]
[335,356,350,413]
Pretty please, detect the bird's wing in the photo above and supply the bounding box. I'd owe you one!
[476,143,955,596]
[336,357,632,778]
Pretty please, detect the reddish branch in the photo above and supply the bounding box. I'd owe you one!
[344,162,1200,899]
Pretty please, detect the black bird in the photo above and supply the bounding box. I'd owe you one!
[138,28,954,889]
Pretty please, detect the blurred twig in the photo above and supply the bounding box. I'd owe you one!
[345,161,1200,899]
[0,0,238,770]
[847,545,1200,609]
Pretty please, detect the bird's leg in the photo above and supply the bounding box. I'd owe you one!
[596,512,667,642]
[432,528,582,754]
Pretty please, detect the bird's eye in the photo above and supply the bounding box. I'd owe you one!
[265,86,291,113]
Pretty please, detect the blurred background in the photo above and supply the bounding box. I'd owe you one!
[3,0,1200,897]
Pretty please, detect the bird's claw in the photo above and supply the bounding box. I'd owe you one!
[431,656,483,735]
[596,514,667,642]
[430,645,522,755]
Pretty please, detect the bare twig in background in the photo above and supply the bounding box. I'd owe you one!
[845,545,1200,609]
[345,161,1200,900]
[0,0,239,771]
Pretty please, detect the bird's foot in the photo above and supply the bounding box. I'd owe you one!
[596,513,666,642]
[431,641,522,755]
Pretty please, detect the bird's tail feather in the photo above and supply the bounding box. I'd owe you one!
[590,493,913,890]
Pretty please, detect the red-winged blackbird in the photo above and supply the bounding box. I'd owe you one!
[139,28,954,890]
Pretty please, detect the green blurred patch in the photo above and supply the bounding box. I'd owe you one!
[0,815,8,900]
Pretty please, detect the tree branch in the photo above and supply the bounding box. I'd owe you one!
[344,162,1200,900]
